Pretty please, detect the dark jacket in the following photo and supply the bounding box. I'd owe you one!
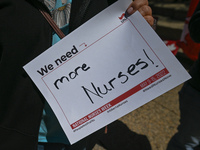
[188,1,200,91]
[0,0,116,149]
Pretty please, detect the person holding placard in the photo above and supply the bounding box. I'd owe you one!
[0,0,154,149]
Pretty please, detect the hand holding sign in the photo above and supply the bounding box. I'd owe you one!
[24,0,190,144]
[126,0,154,26]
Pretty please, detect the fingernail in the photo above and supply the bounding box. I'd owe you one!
[125,7,133,18]
[127,7,134,14]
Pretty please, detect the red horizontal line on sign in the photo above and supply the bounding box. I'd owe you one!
[70,68,169,129]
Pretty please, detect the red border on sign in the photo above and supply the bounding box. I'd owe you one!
[42,19,169,129]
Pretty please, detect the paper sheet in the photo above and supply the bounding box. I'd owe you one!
[24,0,191,144]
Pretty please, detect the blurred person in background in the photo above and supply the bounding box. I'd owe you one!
[167,1,200,150]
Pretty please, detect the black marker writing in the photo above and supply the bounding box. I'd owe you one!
[54,63,90,89]
[143,49,158,67]
[82,56,149,104]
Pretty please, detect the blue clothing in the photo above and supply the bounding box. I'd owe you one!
[38,0,72,144]
[52,24,69,44]
[39,103,70,144]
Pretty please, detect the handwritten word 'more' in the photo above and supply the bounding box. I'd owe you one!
[54,63,90,89]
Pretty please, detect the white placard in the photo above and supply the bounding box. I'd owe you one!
[24,0,191,144]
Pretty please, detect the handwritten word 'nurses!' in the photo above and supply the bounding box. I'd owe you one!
[81,49,158,104]
[37,45,79,76]
[82,58,148,104]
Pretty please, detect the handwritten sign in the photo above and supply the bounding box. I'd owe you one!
[24,0,191,144]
